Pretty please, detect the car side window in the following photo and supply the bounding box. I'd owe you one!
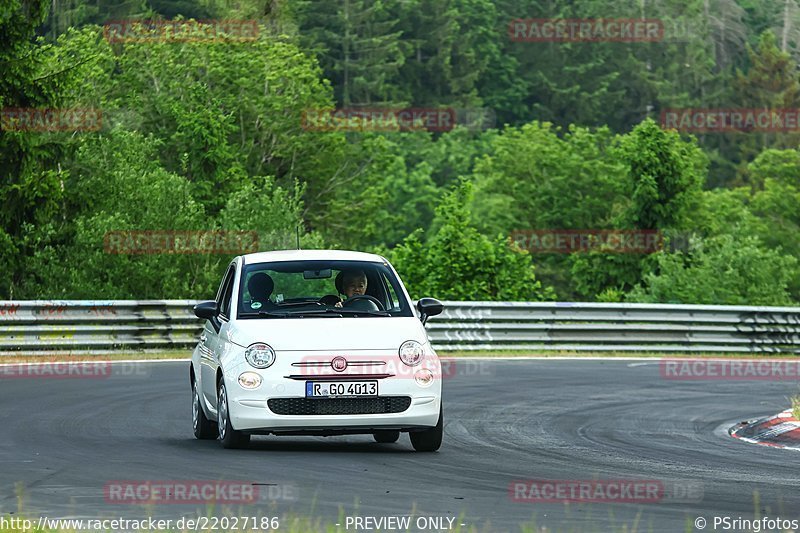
[380,272,400,311]
[217,265,236,319]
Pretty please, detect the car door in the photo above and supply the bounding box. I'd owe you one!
[201,262,236,412]
[213,263,238,388]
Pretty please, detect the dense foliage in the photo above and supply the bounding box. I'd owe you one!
[2,0,800,304]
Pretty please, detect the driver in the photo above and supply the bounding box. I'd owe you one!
[335,269,367,307]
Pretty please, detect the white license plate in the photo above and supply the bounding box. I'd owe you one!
[305,380,378,398]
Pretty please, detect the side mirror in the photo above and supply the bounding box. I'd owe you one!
[193,300,218,320]
[416,297,443,325]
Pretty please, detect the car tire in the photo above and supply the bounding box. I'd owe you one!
[192,380,217,440]
[217,378,250,449]
[373,430,400,443]
[410,405,443,452]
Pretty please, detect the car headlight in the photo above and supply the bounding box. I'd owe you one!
[399,340,424,366]
[245,343,275,369]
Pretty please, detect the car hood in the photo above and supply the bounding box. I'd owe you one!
[226,316,428,351]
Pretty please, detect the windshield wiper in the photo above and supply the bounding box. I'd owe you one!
[277,308,389,317]
[239,308,389,319]
[280,309,344,318]
[275,301,323,308]
[240,309,343,318]
[238,311,296,318]
[331,308,390,317]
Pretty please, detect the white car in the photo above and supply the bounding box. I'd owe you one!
[190,250,445,451]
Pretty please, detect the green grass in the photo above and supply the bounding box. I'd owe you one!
[0,488,688,533]
[792,396,800,420]
[5,484,789,533]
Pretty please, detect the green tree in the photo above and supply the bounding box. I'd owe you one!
[21,129,210,298]
[109,23,343,215]
[732,30,800,171]
[394,0,500,107]
[628,234,797,305]
[470,122,625,236]
[736,29,800,110]
[749,161,800,299]
[745,147,800,188]
[42,0,151,40]
[684,186,758,237]
[23,128,317,299]
[681,152,800,301]
[388,179,552,301]
[218,176,325,251]
[318,134,440,249]
[469,121,626,298]
[492,0,662,131]
[0,0,72,298]
[617,118,706,229]
[569,118,706,299]
[297,0,409,106]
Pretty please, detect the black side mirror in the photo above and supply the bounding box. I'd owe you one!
[416,297,443,325]
[193,300,218,320]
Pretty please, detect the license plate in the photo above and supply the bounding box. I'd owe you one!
[305,380,378,398]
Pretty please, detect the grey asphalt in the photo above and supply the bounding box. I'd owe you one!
[1,359,798,532]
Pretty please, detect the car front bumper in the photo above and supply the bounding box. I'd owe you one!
[223,351,443,433]
[232,394,441,433]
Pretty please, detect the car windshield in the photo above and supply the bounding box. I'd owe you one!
[237,260,413,319]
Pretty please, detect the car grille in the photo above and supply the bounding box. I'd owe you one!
[268,397,412,416]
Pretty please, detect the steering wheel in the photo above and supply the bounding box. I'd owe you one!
[318,295,341,306]
[342,294,385,311]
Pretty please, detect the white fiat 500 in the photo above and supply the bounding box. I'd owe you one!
[190,250,444,451]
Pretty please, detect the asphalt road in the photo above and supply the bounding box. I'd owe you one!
[1,359,798,532]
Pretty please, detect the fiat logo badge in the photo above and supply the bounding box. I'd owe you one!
[331,357,347,372]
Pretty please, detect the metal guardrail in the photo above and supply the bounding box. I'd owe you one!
[426,302,800,353]
[0,301,199,355]
[1,300,799,355]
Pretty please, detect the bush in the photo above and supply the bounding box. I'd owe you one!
[627,234,797,305]
[388,179,553,301]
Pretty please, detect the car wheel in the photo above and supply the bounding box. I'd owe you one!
[217,378,250,449]
[192,380,217,440]
[373,430,400,443]
[410,405,443,452]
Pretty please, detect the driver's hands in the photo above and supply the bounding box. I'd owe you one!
[334,301,343,308]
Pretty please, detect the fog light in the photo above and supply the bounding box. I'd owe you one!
[238,371,262,389]
[415,369,434,387]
